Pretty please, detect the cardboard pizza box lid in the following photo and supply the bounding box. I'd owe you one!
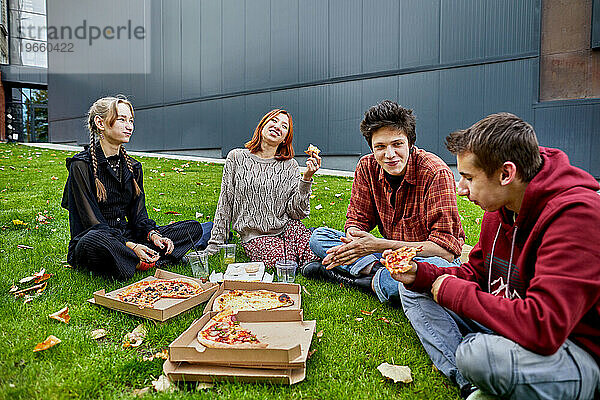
[169,310,316,369]
[89,269,218,322]
[203,280,301,315]
[163,359,306,385]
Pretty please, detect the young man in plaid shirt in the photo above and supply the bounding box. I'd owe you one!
[303,100,465,303]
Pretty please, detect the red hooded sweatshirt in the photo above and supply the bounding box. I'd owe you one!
[408,147,600,363]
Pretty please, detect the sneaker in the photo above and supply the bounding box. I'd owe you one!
[301,260,323,278]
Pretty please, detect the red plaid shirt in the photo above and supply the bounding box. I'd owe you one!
[345,148,465,257]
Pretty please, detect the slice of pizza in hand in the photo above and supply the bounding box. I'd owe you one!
[304,144,321,158]
[197,309,268,349]
[382,246,423,274]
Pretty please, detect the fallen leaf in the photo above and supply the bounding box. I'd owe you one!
[195,212,203,218]
[9,285,18,293]
[152,207,161,212]
[36,282,48,294]
[335,193,342,197]
[377,317,391,324]
[12,219,27,226]
[355,317,363,322]
[17,245,33,249]
[316,330,323,338]
[49,306,70,324]
[123,324,147,348]
[308,349,317,359]
[19,268,45,283]
[315,204,323,210]
[158,193,165,196]
[329,202,335,205]
[132,387,151,397]
[152,375,175,393]
[63,264,72,268]
[23,296,33,304]
[154,349,169,359]
[50,176,59,180]
[309,194,316,199]
[91,329,107,340]
[164,211,181,215]
[34,273,53,284]
[13,282,46,296]
[360,310,373,316]
[377,363,413,384]
[302,286,311,296]
[33,335,61,352]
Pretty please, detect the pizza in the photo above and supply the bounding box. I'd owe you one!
[214,289,294,312]
[117,278,203,309]
[382,246,422,274]
[197,309,267,349]
[304,144,321,157]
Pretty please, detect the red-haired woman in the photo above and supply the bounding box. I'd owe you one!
[61,96,209,279]
[206,109,321,269]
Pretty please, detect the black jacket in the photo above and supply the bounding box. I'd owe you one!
[61,144,157,262]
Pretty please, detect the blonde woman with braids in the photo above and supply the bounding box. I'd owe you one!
[61,96,210,279]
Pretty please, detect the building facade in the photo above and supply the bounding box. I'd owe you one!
[47,0,599,176]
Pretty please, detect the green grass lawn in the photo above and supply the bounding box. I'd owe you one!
[0,143,483,400]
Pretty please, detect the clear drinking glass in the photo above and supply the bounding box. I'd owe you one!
[219,243,236,266]
[188,250,209,281]
[275,260,297,283]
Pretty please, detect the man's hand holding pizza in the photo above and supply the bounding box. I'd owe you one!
[380,248,418,285]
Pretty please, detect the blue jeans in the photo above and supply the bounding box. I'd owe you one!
[194,221,214,250]
[309,227,459,303]
[400,279,600,398]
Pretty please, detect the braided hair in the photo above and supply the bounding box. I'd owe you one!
[86,96,141,202]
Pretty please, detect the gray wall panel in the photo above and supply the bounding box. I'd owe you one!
[362,0,399,73]
[485,0,539,57]
[483,59,536,123]
[49,118,85,144]
[271,0,299,86]
[196,99,223,149]
[400,0,440,68]
[163,0,182,102]
[270,89,300,150]
[145,0,164,105]
[245,0,270,90]
[296,85,329,154]
[222,0,245,93]
[181,0,201,99]
[439,65,485,162]
[328,81,363,154]
[200,0,222,96]
[298,0,328,82]
[329,0,361,78]
[221,96,245,156]
[244,93,272,141]
[534,103,599,173]
[398,71,440,154]
[129,107,165,150]
[441,0,486,63]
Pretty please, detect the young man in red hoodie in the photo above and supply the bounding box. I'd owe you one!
[391,113,600,399]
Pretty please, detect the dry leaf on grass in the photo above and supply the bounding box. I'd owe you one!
[308,349,317,359]
[33,335,61,352]
[152,375,175,392]
[316,330,323,338]
[355,317,363,322]
[164,211,182,215]
[195,382,214,390]
[13,219,27,226]
[9,285,18,293]
[49,306,70,324]
[302,286,311,296]
[376,317,390,324]
[142,349,168,361]
[17,244,33,249]
[132,387,151,397]
[377,363,413,384]
[19,268,45,284]
[314,204,323,210]
[123,324,147,348]
[13,282,47,297]
[360,310,374,316]
[91,329,107,340]
[34,273,53,284]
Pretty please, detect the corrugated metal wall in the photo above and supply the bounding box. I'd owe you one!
[47,0,600,176]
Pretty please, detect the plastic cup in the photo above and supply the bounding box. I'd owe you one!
[275,260,297,283]
[188,251,209,280]
[219,243,236,266]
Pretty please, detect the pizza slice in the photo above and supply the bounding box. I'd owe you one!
[214,289,295,312]
[382,246,422,274]
[197,309,267,349]
[304,144,321,158]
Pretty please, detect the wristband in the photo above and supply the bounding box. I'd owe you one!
[147,229,161,241]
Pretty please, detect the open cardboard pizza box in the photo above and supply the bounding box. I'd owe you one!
[204,280,301,314]
[88,269,218,322]
[163,359,306,385]
[169,309,316,369]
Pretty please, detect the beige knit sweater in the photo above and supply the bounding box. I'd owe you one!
[206,149,312,253]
